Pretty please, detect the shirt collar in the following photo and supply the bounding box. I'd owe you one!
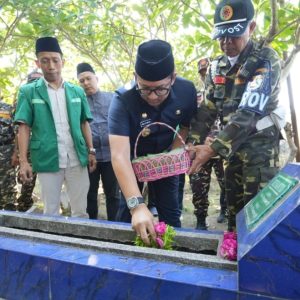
[228,55,240,66]
[88,90,101,100]
[43,77,64,90]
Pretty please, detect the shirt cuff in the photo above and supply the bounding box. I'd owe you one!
[210,139,231,159]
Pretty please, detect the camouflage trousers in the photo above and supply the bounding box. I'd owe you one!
[190,157,225,219]
[17,169,36,212]
[16,151,36,212]
[226,126,280,231]
[0,144,17,210]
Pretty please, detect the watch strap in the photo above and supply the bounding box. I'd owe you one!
[126,196,144,210]
[88,148,96,155]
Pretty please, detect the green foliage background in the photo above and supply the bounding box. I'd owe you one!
[0,0,299,103]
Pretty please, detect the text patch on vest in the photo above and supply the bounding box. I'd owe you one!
[238,61,271,115]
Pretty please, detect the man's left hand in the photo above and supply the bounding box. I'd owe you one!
[88,154,97,172]
[187,144,216,174]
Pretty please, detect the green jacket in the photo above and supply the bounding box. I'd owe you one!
[14,78,92,172]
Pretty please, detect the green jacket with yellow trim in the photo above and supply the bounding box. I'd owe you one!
[14,78,92,172]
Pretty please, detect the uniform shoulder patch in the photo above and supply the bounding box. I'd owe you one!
[238,60,272,115]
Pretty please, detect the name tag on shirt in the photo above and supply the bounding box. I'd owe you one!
[71,98,81,103]
[140,119,151,128]
[32,99,45,104]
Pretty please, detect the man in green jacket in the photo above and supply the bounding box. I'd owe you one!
[15,37,96,217]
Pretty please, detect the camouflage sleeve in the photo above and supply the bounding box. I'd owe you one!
[188,66,218,145]
[187,103,216,144]
[211,47,281,159]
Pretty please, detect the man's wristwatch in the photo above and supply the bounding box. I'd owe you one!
[88,148,96,155]
[126,196,144,210]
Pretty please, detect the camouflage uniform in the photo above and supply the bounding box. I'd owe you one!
[15,72,42,212]
[0,100,17,210]
[16,161,36,211]
[189,58,227,229]
[189,118,226,228]
[194,40,281,231]
[190,157,225,225]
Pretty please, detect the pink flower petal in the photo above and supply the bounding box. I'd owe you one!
[154,222,167,235]
[220,231,237,261]
[156,237,164,248]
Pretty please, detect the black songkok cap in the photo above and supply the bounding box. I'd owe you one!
[212,0,254,40]
[35,37,63,55]
[135,39,174,81]
[77,63,95,76]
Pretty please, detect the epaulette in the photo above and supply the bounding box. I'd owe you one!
[237,43,269,80]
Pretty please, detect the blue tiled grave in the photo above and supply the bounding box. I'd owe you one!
[237,163,300,299]
[0,163,299,299]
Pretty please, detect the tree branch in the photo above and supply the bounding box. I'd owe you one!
[264,0,278,45]
[59,27,117,87]
[0,0,9,8]
[160,13,167,40]
[284,122,298,164]
[124,37,136,83]
[0,15,9,28]
[281,22,300,78]
[271,18,299,42]
[180,0,213,27]
[0,11,25,53]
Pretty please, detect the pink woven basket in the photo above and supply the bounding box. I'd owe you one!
[132,122,191,182]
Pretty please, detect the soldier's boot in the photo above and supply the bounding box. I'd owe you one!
[195,215,208,230]
[217,208,227,223]
[4,203,16,211]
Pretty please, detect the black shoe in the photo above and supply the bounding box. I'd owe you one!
[196,217,208,230]
[217,212,225,223]
[217,209,228,223]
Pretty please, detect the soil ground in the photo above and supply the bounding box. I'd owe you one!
[28,140,289,233]
[96,173,227,231]
[29,173,226,232]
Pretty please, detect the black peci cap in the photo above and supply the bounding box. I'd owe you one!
[135,39,174,81]
[77,62,95,76]
[212,0,254,40]
[35,37,63,55]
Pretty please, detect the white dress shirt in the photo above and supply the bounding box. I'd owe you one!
[44,78,80,168]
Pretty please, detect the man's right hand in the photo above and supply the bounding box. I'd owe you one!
[19,161,33,183]
[11,151,19,167]
[204,136,214,145]
[131,204,157,245]
[187,144,216,174]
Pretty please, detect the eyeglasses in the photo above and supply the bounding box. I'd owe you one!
[136,87,171,96]
[136,79,172,97]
